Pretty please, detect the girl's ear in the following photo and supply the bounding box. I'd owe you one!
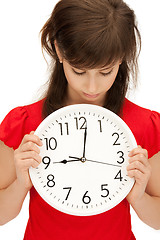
[54,40,63,63]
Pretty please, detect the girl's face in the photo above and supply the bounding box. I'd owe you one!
[62,59,121,106]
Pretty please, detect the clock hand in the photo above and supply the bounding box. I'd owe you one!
[86,159,122,167]
[69,156,122,168]
[82,128,87,159]
[53,159,81,164]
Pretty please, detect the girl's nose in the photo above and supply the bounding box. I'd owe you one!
[86,78,98,94]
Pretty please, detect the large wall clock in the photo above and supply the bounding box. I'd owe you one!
[29,104,137,216]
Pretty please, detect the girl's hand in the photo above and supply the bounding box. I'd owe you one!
[126,146,151,205]
[14,131,42,190]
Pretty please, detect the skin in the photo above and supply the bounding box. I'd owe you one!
[62,59,120,106]
[0,42,160,230]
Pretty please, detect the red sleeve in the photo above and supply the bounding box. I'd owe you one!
[0,106,29,150]
[141,111,160,158]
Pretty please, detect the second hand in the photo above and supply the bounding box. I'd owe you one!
[69,156,122,168]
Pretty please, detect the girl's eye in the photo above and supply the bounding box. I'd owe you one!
[72,68,113,76]
[100,70,113,76]
[72,69,85,76]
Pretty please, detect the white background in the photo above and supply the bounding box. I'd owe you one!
[0,0,160,239]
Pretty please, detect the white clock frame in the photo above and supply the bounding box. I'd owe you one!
[29,104,136,216]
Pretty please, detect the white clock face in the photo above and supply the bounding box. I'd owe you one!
[29,104,136,216]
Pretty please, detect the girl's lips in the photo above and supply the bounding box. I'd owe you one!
[83,92,100,99]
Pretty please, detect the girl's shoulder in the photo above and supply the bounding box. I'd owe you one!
[0,99,44,149]
[24,98,44,117]
[122,98,160,126]
[123,98,160,158]
[123,98,154,118]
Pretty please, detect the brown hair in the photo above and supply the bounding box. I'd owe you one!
[41,0,141,118]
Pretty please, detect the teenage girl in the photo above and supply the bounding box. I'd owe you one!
[0,0,160,240]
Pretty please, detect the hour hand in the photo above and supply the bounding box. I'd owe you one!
[53,159,81,164]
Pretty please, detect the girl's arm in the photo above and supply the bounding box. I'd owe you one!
[126,148,160,230]
[0,177,29,225]
[0,141,18,225]
[0,133,42,225]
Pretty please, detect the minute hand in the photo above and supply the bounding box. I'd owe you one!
[83,128,87,158]
[69,156,122,168]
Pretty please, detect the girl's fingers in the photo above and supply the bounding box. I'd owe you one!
[18,158,41,169]
[127,146,151,182]
[128,146,149,168]
[127,160,146,174]
[129,146,148,159]
[15,151,42,164]
[21,141,41,154]
[127,169,144,180]
[128,154,149,167]
[20,133,42,147]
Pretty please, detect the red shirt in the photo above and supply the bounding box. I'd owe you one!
[0,98,160,240]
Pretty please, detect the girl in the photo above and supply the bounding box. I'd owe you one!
[0,0,160,239]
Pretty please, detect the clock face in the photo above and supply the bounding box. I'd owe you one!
[29,104,137,216]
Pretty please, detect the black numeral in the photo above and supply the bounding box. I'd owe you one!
[98,120,102,132]
[42,156,51,169]
[59,123,69,135]
[112,133,120,146]
[114,170,123,181]
[44,137,57,150]
[74,117,87,130]
[63,187,72,200]
[47,174,55,187]
[82,191,91,204]
[101,184,109,197]
[117,151,125,164]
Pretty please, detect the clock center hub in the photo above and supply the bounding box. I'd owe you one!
[81,157,86,163]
